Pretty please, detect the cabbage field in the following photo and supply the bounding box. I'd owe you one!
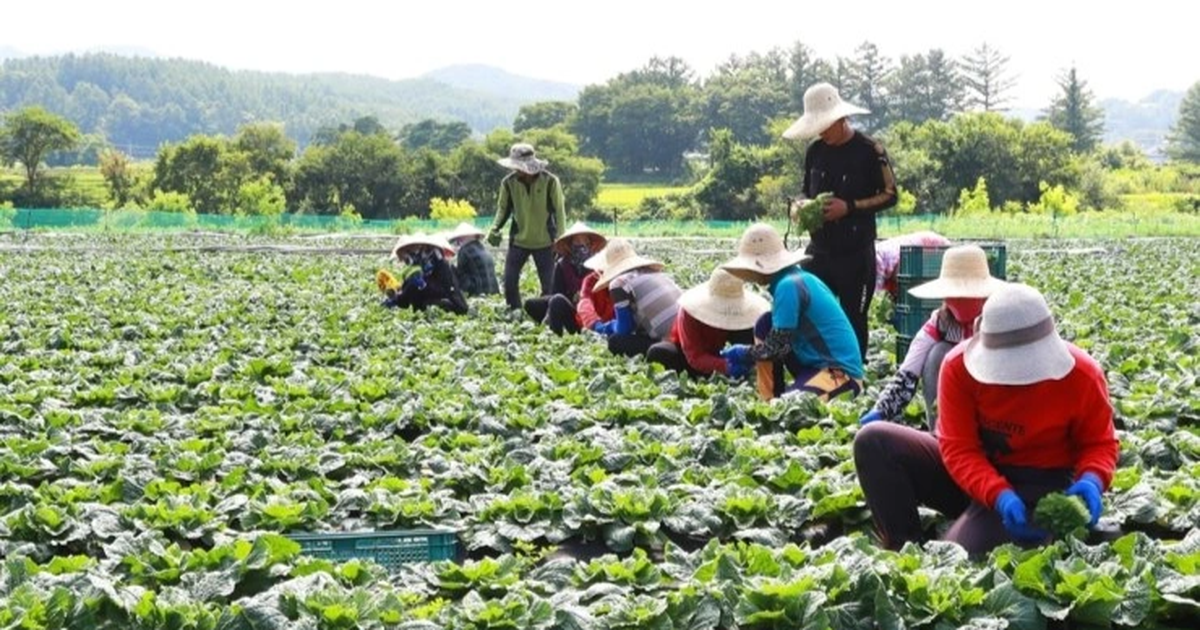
[0,234,1196,629]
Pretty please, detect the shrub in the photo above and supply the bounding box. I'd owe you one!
[430,197,476,221]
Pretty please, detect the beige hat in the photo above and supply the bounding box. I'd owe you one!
[908,245,1007,299]
[445,222,486,245]
[391,233,455,262]
[497,143,547,175]
[553,221,607,257]
[720,223,809,284]
[678,269,770,331]
[782,83,870,140]
[593,238,663,290]
[963,283,1075,385]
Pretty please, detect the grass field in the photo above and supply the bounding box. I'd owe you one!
[596,182,690,210]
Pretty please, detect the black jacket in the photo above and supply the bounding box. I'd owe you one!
[803,131,898,256]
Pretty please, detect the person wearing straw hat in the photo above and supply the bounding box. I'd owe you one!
[445,222,499,297]
[859,245,1005,431]
[854,283,1118,555]
[783,82,897,363]
[523,221,608,334]
[720,223,863,401]
[375,233,468,315]
[487,143,567,311]
[647,268,769,378]
[591,238,682,357]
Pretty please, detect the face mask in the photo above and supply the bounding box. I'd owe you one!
[407,247,441,274]
[570,242,592,264]
[945,298,985,327]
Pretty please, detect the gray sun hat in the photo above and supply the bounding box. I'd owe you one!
[962,283,1075,385]
[497,143,547,175]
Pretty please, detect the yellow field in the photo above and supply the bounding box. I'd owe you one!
[596,183,690,210]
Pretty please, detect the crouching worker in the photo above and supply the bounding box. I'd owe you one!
[523,221,608,334]
[590,238,681,357]
[647,268,768,378]
[445,222,499,297]
[376,233,468,315]
[859,244,1006,431]
[720,223,863,401]
[854,283,1118,556]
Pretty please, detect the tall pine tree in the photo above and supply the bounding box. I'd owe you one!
[1167,81,1200,163]
[1044,65,1104,153]
[961,43,1016,112]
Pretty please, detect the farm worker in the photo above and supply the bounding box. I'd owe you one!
[854,283,1118,555]
[646,268,769,378]
[487,143,567,311]
[590,238,682,358]
[523,221,608,335]
[375,233,469,315]
[874,230,951,304]
[444,222,499,297]
[720,223,863,401]
[783,82,898,362]
[859,245,1006,431]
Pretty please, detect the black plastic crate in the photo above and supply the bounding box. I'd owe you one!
[287,529,457,572]
[897,243,1007,280]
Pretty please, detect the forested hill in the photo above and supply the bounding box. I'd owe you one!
[0,53,531,156]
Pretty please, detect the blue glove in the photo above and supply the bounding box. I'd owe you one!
[858,409,884,426]
[592,320,617,336]
[725,358,749,379]
[720,344,752,368]
[1065,472,1104,527]
[995,489,1047,543]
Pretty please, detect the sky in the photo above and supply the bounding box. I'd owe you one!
[5,1,1196,108]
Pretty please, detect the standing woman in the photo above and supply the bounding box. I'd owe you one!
[487,143,566,311]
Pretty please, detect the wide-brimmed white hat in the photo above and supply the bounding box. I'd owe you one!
[497,143,547,175]
[444,222,486,245]
[593,238,663,290]
[391,232,455,262]
[679,269,770,331]
[553,221,607,257]
[782,83,870,140]
[908,244,1007,299]
[963,283,1075,385]
[720,223,809,284]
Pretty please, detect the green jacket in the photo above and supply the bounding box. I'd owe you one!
[491,172,566,249]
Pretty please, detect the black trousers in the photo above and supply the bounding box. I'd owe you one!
[803,245,875,361]
[523,294,580,335]
[503,245,555,310]
[608,333,655,358]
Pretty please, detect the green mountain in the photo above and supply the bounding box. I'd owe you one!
[424,63,581,102]
[1100,90,1182,158]
[0,53,532,157]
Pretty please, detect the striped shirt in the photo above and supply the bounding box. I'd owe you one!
[609,270,681,341]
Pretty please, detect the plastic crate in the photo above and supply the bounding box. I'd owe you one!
[894,302,935,339]
[897,243,1007,280]
[287,529,457,571]
[896,333,913,361]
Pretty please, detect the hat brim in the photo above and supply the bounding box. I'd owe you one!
[392,235,456,261]
[908,277,1007,299]
[594,257,663,290]
[678,286,770,331]
[447,225,486,242]
[720,249,809,283]
[497,157,547,174]
[782,103,870,140]
[962,334,1075,385]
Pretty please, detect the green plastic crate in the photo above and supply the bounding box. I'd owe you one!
[897,242,1007,280]
[288,529,457,571]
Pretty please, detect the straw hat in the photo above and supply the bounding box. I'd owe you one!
[497,143,547,175]
[391,233,455,262]
[553,221,607,257]
[907,244,1007,299]
[720,223,809,284]
[678,269,770,331]
[445,222,486,245]
[962,283,1075,385]
[593,238,663,290]
[782,83,870,140]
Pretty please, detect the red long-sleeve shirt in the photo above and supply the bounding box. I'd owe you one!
[937,343,1118,508]
[576,271,614,329]
[667,309,731,376]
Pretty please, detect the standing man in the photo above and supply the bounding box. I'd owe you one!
[488,143,567,311]
[784,83,898,360]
